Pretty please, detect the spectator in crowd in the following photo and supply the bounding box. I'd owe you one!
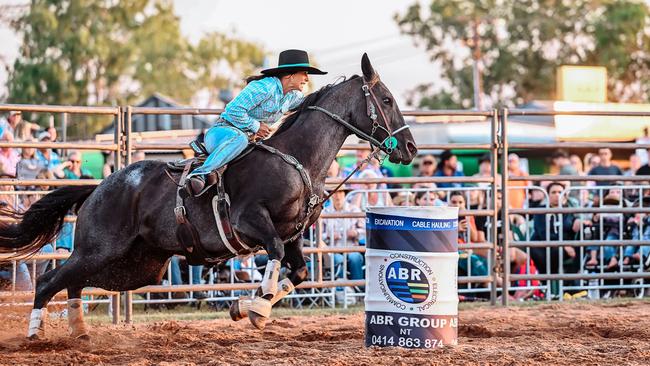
[569,154,585,176]
[417,154,436,177]
[414,190,445,206]
[349,169,392,209]
[0,261,32,291]
[529,182,581,274]
[0,111,22,138]
[624,153,641,176]
[35,131,61,171]
[413,154,437,189]
[102,152,116,178]
[587,189,624,269]
[508,153,529,209]
[449,191,479,243]
[636,155,650,176]
[476,189,528,270]
[449,191,489,280]
[0,177,32,291]
[17,140,48,182]
[14,114,40,142]
[53,151,93,179]
[341,145,376,189]
[51,151,92,260]
[434,150,464,189]
[588,148,622,186]
[624,196,650,265]
[392,192,415,206]
[16,139,48,207]
[473,153,499,188]
[549,150,571,175]
[585,152,601,173]
[635,127,650,165]
[0,132,20,177]
[322,185,365,281]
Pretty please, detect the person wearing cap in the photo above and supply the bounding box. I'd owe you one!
[0,111,21,139]
[187,49,327,194]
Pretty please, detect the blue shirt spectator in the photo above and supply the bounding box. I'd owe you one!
[434,150,464,188]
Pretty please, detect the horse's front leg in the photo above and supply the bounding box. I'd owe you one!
[230,239,308,322]
[231,206,286,329]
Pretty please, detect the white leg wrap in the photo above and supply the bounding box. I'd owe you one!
[271,278,295,305]
[27,308,47,338]
[261,259,281,297]
[67,299,88,338]
[249,297,272,318]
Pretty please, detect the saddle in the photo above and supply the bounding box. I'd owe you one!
[167,138,317,265]
[166,140,258,265]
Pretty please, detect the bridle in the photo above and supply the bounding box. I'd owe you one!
[307,76,411,205]
[308,76,410,155]
[255,76,413,245]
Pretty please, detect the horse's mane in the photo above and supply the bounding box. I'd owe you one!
[273,75,360,137]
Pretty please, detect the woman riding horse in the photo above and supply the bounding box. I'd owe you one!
[187,49,327,195]
[0,54,417,340]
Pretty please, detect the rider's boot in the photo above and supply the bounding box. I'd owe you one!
[187,175,205,196]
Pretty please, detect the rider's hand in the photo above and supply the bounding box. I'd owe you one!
[255,124,271,140]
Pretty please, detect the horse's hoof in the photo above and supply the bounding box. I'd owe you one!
[248,311,268,330]
[73,333,90,341]
[229,301,245,321]
[230,297,252,322]
[27,334,42,341]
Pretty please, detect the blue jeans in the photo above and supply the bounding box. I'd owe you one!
[588,232,618,262]
[170,256,203,285]
[0,262,32,290]
[333,252,365,280]
[188,124,249,178]
[36,244,54,277]
[624,226,650,258]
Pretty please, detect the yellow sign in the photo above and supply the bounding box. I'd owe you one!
[556,66,607,103]
[553,101,650,141]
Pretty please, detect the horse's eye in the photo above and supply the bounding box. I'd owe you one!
[382,97,392,105]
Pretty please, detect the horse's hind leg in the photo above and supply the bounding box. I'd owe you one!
[28,257,98,339]
[27,266,61,339]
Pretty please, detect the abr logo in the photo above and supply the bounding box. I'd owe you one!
[385,261,430,304]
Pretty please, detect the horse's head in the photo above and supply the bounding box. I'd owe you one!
[349,53,417,164]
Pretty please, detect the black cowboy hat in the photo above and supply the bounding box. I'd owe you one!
[261,49,327,76]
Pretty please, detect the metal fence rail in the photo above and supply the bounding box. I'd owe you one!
[1,104,650,320]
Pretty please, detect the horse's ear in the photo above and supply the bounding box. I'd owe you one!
[361,53,375,79]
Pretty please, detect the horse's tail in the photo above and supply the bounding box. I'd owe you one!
[0,185,98,258]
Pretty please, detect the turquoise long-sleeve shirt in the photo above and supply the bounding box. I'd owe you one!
[220,76,304,133]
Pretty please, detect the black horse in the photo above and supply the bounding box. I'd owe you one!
[0,54,417,339]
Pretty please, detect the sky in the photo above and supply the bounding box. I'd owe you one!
[0,0,438,107]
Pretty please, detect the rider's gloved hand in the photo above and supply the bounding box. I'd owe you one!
[255,124,271,140]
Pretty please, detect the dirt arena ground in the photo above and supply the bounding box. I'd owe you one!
[1,300,650,365]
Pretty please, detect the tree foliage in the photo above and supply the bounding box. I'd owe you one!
[395,0,650,109]
[5,0,265,135]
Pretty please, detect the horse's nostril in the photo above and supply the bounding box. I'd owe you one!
[406,141,418,156]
